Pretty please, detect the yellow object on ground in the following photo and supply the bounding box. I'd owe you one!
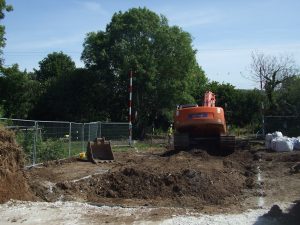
[79,152,86,159]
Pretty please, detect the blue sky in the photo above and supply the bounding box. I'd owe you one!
[3,0,300,89]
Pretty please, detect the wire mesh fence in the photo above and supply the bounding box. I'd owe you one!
[0,118,129,166]
[264,116,300,137]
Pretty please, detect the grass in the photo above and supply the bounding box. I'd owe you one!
[16,133,166,165]
[112,140,165,152]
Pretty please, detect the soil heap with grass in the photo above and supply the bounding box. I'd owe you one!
[0,127,34,203]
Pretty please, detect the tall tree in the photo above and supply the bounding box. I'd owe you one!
[30,69,110,122]
[277,75,300,116]
[34,51,76,82]
[81,7,206,135]
[0,65,41,118]
[0,0,12,66]
[250,52,297,112]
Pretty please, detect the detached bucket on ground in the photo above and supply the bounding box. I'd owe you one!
[86,138,114,163]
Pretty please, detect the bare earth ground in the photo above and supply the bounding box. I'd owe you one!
[1,139,300,224]
[27,144,255,212]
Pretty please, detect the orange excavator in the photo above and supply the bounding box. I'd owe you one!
[173,91,235,155]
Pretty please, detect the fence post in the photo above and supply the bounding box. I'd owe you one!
[128,70,133,146]
[261,102,265,137]
[88,123,91,141]
[68,122,72,157]
[33,121,38,165]
[262,116,265,137]
[99,122,102,138]
[82,123,85,151]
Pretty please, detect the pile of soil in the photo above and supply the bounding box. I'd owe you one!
[87,167,243,206]
[53,149,253,208]
[0,127,34,203]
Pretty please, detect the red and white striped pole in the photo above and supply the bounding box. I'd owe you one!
[128,70,133,146]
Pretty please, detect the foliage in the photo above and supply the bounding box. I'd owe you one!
[204,81,236,109]
[34,51,76,82]
[0,64,41,118]
[230,89,265,127]
[81,7,206,137]
[16,130,65,163]
[250,52,297,112]
[36,139,65,162]
[0,0,13,66]
[276,75,300,116]
[30,68,110,122]
[202,81,264,127]
[15,129,34,163]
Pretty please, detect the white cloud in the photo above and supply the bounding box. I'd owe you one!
[79,1,109,15]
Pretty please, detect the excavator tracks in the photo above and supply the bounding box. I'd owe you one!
[219,135,236,155]
[173,133,235,156]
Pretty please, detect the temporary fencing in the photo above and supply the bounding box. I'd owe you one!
[0,118,128,166]
[264,116,300,137]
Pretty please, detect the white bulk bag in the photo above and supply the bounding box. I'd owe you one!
[265,133,273,149]
[272,131,283,138]
[271,137,294,152]
[294,137,300,150]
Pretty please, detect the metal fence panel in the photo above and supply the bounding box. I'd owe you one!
[0,118,36,165]
[101,122,129,145]
[0,118,129,166]
[70,122,84,156]
[35,121,70,164]
[264,116,300,136]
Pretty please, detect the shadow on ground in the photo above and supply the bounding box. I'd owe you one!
[254,200,300,225]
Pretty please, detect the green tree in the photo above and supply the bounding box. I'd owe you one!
[250,52,297,112]
[30,69,110,122]
[202,81,264,128]
[81,7,206,136]
[34,51,76,82]
[0,0,13,66]
[204,81,236,109]
[231,89,264,127]
[277,75,300,116]
[0,64,41,118]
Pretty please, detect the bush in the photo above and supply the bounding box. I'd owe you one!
[36,138,65,162]
[16,130,66,164]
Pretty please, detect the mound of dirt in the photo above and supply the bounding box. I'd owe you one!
[0,127,34,203]
[97,167,242,205]
[62,159,247,208]
[26,147,255,209]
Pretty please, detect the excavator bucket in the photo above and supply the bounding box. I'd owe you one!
[86,138,114,163]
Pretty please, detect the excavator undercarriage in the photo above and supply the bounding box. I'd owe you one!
[173,133,235,155]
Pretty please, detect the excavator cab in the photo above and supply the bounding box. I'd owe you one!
[86,137,114,163]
